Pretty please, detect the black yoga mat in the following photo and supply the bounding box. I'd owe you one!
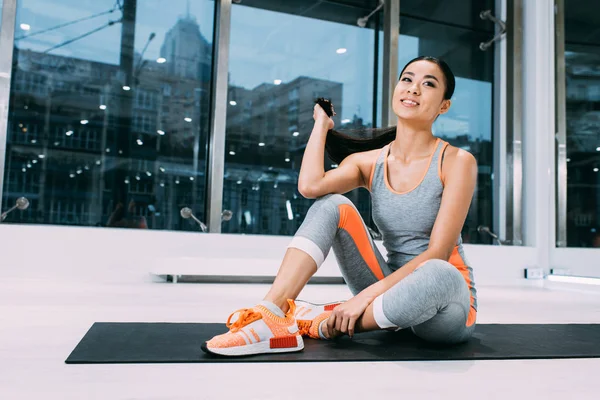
[65,322,600,364]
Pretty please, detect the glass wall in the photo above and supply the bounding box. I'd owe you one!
[1,0,215,231]
[399,0,496,244]
[222,1,379,235]
[561,0,600,248]
[0,0,502,243]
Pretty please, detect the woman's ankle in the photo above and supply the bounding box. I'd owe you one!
[262,295,290,314]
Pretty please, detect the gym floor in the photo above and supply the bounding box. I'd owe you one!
[2,275,599,399]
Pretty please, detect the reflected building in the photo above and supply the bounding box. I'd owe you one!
[3,11,494,238]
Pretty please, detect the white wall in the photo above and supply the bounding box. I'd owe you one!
[0,224,536,285]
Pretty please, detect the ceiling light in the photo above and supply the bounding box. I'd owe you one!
[157,57,166,64]
[66,130,73,136]
[99,105,107,110]
[336,48,347,54]
[274,79,282,85]
[20,23,31,31]
[137,139,143,146]
[184,117,192,122]
[80,119,89,125]
[258,142,265,147]
[229,151,236,155]
[229,101,237,106]
[157,130,165,135]
[341,119,351,124]
[292,131,299,137]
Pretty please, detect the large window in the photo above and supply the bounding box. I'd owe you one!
[1,0,215,230]
[222,1,379,235]
[560,0,600,248]
[399,0,496,244]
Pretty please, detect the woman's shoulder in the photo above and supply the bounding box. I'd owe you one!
[353,146,387,163]
[440,142,478,183]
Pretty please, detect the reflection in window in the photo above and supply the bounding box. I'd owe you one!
[563,1,600,247]
[222,1,377,235]
[2,0,215,231]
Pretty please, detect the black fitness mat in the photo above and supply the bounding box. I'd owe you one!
[65,322,600,364]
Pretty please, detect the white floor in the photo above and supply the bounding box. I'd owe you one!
[2,275,600,400]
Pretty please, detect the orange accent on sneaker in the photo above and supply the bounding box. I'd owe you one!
[297,320,312,337]
[297,311,331,339]
[249,328,260,342]
[324,303,341,311]
[239,329,253,344]
[270,336,298,349]
[226,308,262,333]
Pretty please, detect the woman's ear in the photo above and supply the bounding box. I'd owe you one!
[439,99,451,115]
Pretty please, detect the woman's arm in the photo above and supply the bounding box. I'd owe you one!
[298,105,369,199]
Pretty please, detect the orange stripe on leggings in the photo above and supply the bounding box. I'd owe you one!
[448,246,477,327]
[337,204,384,280]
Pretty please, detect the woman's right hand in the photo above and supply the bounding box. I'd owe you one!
[313,103,334,130]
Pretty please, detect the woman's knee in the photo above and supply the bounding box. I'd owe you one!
[314,193,353,207]
[416,259,462,282]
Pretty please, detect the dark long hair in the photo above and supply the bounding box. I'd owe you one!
[325,56,456,164]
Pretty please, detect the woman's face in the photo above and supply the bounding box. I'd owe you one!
[392,60,451,124]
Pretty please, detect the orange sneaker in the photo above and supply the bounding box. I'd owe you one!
[201,299,303,356]
[294,300,343,339]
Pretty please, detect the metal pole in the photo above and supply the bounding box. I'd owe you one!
[0,0,18,213]
[505,0,524,245]
[382,0,399,127]
[205,0,232,233]
[554,0,567,247]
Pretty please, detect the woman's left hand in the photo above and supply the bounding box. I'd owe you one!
[327,294,373,339]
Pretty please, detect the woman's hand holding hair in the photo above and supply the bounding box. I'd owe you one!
[313,103,334,131]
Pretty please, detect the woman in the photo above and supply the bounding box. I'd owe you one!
[202,56,478,357]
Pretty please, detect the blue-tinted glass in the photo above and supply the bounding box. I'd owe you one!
[2,0,215,231]
[563,0,600,247]
[222,1,377,235]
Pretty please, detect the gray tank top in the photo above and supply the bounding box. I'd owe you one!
[369,138,477,320]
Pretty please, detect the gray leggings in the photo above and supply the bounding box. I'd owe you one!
[288,194,476,344]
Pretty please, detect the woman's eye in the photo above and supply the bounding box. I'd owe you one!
[401,77,411,82]
[423,81,436,88]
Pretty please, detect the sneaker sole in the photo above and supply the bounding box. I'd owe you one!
[201,335,304,357]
